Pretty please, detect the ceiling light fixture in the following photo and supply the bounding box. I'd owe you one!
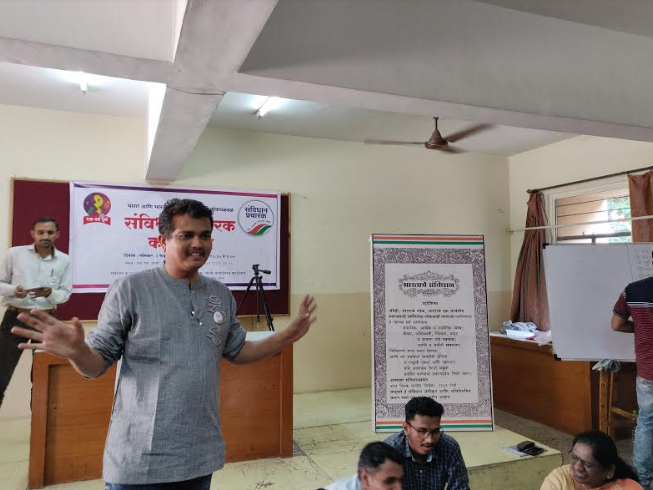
[78,71,88,94]
[256,96,282,118]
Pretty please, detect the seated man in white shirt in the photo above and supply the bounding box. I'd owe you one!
[323,441,404,490]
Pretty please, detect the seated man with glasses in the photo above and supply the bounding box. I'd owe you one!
[384,396,470,490]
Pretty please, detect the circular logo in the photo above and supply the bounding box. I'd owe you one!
[238,200,274,236]
[83,192,111,216]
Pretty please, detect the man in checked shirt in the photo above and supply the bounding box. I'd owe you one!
[384,397,470,490]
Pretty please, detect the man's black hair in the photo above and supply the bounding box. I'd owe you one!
[357,441,403,476]
[32,216,59,231]
[405,396,444,422]
[158,199,214,236]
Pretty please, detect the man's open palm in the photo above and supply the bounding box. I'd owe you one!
[12,310,86,360]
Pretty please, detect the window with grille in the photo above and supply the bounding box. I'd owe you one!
[554,188,632,244]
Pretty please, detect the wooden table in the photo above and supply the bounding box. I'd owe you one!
[28,346,293,488]
[491,334,638,437]
[491,334,596,434]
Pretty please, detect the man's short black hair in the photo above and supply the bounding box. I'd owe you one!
[405,396,444,421]
[158,199,214,237]
[357,441,403,476]
[32,216,59,231]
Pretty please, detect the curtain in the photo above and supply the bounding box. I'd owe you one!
[628,171,653,242]
[510,191,550,331]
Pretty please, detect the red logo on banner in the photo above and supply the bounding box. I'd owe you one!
[83,192,112,225]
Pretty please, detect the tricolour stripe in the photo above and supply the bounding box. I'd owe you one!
[374,241,483,245]
[373,235,483,242]
[376,419,492,425]
[375,423,493,430]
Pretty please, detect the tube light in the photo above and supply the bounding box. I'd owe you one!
[78,72,88,93]
[256,96,282,118]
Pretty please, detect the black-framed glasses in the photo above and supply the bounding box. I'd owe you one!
[407,422,443,439]
[569,451,598,471]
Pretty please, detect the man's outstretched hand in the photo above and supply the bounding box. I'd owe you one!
[12,310,87,361]
[284,295,317,343]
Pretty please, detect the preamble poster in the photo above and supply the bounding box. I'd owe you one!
[70,182,280,293]
[371,234,493,432]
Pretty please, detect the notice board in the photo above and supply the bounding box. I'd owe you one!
[371,234,493,432]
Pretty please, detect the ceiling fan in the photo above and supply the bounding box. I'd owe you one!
[365,117,494,154]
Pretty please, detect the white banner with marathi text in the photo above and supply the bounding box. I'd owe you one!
[70,182,280,293]
[371,234,493,432]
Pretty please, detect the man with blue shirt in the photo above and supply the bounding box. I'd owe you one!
[384,397,470,490]
[11,199,316,490]
[324,441,403,490]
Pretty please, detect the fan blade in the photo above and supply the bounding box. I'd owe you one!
[364,139,425,146]
[445,124,493,143]
[438,145,464,154]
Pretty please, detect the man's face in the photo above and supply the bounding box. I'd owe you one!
[31,222,59,250]
[403,414,442,456]
[360,460,403,490]
[160,214,212,278]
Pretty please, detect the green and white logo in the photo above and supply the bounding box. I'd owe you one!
[238,200,274,235]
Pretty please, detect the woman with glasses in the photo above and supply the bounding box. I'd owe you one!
[541,430,643,490]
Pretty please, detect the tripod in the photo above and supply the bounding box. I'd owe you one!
[236,264,275,331]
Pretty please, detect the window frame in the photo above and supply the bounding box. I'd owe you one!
[546,180,632,245]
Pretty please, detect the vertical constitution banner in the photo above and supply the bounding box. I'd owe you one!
[70,182,280,293]
[371,234,493,432]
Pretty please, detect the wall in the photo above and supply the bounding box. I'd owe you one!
[0,105,512,419]
[509,135,653,283]
[180,127,512,394]
[0,104,146,420]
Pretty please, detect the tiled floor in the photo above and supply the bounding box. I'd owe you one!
[1,388,567,490]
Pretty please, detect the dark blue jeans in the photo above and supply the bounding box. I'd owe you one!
[105,474,212,490]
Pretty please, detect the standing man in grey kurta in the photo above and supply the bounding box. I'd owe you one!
[11,199,317,490]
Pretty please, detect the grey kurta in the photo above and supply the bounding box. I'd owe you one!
[86,265,247,484]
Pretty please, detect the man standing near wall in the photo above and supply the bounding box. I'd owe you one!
[11,199,316,490]
[0,217,72,411]
[612,257,653,489]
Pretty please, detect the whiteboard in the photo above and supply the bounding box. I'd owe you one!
[543,243,653,361]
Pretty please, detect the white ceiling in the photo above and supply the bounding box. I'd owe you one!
[476,0,653,39]
[242,0,653,128]
[0,0,652,180]
[0,0,182,61]
[210,92,573,156]
[0,60,570,156]
[0,62,151,118]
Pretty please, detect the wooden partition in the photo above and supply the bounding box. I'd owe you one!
[491,334,596,434]
[29,346,293,488]
[491,334,638,437]
[29,355,116,488]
